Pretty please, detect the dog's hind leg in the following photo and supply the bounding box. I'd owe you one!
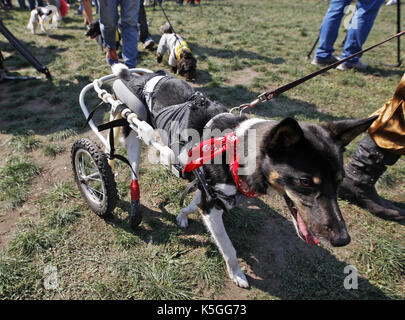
[125,130,143,227]
[202,207,249,288]
[177,190,201,228]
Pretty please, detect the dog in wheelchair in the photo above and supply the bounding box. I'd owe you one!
[107,63,376,288]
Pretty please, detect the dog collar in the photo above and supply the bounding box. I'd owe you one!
[183,132,262,198]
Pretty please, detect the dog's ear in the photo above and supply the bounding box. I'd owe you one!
[37,9,43,16]
[322,115,378,146]
[266,117,304,152]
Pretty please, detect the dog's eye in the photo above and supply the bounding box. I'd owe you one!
[299,178,312,187]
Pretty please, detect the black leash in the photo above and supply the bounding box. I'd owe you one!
[157,1,184,47]
[239,30,405,111]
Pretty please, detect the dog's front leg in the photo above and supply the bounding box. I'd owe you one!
[202,207,249,288]
[177,190,201,228]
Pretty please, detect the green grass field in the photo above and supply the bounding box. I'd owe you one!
[0,0,404,300]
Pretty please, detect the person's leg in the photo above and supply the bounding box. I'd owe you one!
[340,0,384,64]
[82,0,93,25]
[37,0,43,7]
[119,0,140,68]
[339,134,404,221]
[28,0,35,10]
[18,0,27,9]
[99,0,119,65]
[138,1,148,43]
[138,2,155,49]
[315,0,352,60]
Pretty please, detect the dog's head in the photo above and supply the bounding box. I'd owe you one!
[178,51,197,81]
[257,116,377,247]
[36,7,55,23]
[160,22,174,34]
[86,20,101,39]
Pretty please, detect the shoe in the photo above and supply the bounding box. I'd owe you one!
[311,55,340,66]
[386,0,397,6]
[129,200,143,229]
[338,134,405,222]
[143,37,155,50]
[106,48,119,66]
[337,59,367,71]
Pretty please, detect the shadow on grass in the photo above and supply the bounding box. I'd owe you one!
[47,34,75,41]
[198,83,346,123]
[366,64,404,78]
[231,198,392,300]
[192,43,286,66]
[109,193,391,299]
[0,74,94,135]
[0,39,66,68]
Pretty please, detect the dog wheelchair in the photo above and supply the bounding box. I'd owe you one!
[73,68,181,220]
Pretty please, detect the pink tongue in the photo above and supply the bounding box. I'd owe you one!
[297,213,320,245]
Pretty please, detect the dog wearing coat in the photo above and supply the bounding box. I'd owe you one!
[27,5,59,35]
[111,63,377,288]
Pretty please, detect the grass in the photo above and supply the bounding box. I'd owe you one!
[0,0,404,300]
[0,156,41,209]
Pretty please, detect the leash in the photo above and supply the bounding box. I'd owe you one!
[233,30,405,114]
[157,1,184,47]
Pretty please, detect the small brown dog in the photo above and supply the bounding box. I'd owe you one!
[156,23,197,81]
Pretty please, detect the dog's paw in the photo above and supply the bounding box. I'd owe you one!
[230,271,249,288]
[176,213,188,228]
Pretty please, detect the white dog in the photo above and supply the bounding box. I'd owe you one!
[27,5,59,35]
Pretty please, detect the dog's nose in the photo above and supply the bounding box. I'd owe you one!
[330,231,351,247]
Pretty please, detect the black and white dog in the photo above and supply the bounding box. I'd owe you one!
[27,5,59,35]
[112,63,376,288]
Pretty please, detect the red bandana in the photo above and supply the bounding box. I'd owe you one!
[183,132,262,198]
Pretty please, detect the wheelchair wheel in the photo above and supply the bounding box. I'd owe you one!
[71,138,118,217]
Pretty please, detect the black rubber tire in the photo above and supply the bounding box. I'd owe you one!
[71,138,118,217]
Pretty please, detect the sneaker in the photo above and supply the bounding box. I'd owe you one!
[106,48,119,66]
[311,55,340,66]
[386,0,397,6]
[337,59,367,71]
[143,37,155,50]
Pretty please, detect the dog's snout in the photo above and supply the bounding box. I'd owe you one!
[330,230,351,247]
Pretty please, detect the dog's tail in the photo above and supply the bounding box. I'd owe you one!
[112,63,131,81]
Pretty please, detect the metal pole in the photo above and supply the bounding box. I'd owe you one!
[397,0,402,66]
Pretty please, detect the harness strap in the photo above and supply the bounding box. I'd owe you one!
[142,75,165,111]
[97,118,138,179]
[83,101,105,128]
[180,179,198,207]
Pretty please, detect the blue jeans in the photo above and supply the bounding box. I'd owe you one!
[315,0,384,64]
[28,0,44,10]
[98,0,140,68]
